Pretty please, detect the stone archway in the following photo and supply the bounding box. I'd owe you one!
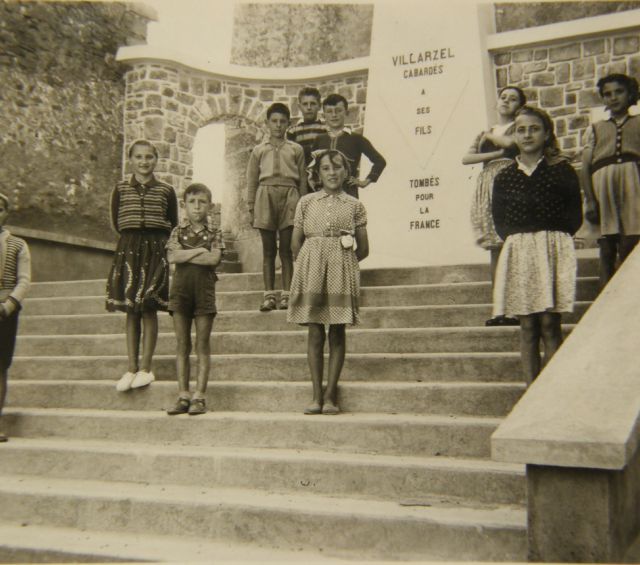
[119,56,369,269]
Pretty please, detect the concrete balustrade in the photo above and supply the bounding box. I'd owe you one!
[492,245,640,562]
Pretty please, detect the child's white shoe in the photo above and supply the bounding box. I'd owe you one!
[131,370,155,389]
[115,371,137,392]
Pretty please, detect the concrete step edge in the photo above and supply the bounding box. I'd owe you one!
[16,325,576,340]
[0,473,526,527]
[23,277,598,302]
[4,407,504,426]
[10,379,525,391]
[0,522,342,563]
[2,436,524,474]
[12,351,521,361]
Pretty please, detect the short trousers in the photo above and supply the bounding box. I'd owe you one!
[253,184,299,231]
[0,310,19,371]
[168,264,217,318]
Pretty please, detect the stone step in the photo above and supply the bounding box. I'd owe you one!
[18,302,592,335]
[20,278,599,315]
[14,325,574,356]
[0,437,526,505]
[0,474,526,561]
[10,352,523,383]
[25,256,599,297]
[8,380,525,417]
[4,408,502,458]
[0,522,339,564]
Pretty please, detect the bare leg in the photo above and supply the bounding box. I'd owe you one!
[598,235,618,290]
[325,324,346,406]
[140,310,159,372]
[0,368,7,417]
[194,314,215,396]
[489,247,501,288]
[0,368,6,440]
[306,324,325,411]
[125,312,142,373]
[259,229,277,292]
[172,312,192,396]
[620,235,640,262]
[540,312,563,368]
[278,227,294,292]
[519,314,542,385]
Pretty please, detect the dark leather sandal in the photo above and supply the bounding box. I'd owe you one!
[188,398,207,416]
[166,398,190,415]
[259,296,277,312]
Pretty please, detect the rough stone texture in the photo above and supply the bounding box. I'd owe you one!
[122,62,369,244]
[0,1,151,243]
[528,445,640,562]
[495,52,511,66]
[540,87,563,108]
[614,35,640,55]
[493,31,640,161]
[512,50,533,63]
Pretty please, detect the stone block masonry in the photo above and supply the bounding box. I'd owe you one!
[122,64,369,197]
[494,31,640,158]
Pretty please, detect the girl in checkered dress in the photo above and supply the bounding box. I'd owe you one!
[288,150,369,415]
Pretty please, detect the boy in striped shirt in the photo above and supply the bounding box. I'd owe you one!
[0,192,31,442]
[286,87,328,171]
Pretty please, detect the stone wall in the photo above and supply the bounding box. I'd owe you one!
[0,2,153,243]
[493,30,640,158]
[123,62,369,239]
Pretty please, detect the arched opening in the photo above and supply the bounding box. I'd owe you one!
[191,122,226,226]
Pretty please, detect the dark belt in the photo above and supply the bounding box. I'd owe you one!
[591,153,640,174]
[306,230,344,237]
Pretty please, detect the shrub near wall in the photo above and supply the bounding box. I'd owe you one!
[0,2,151,243]
[494,31,640,158]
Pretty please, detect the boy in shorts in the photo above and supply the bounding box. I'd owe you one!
[286,86,329,169]
[247,102,307,311]
[0,192,31,441]
[166,183,224,416]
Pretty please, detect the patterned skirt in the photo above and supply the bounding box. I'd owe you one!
[287,237,360,325]
[470,158,511,250]
[106,229,170,313]
[493,231,577,318]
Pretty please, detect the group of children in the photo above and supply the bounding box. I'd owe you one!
[103,87,384,417]
[0,75,637,440]
[465,73,640,385]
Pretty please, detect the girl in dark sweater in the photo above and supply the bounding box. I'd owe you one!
[492,106,583,384]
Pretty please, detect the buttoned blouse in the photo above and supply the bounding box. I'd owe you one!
[294,190,367,236]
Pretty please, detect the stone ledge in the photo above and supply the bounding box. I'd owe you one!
[7,225,116,252]
[492,246,640,471]
[116,45,370,83]
[487,9,640,51]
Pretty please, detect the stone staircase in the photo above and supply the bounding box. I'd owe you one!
[0,256,598,562]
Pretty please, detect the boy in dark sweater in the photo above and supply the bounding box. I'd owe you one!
[312,93,386,199]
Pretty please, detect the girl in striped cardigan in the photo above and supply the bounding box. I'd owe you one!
[106,140,178,392]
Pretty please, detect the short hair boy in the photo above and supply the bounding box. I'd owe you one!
[0,193,31,442]
[166,183,224,415]
[286,87,329,169]
[312,93,387,199]
[247,102,307,311]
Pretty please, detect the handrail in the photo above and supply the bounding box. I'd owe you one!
[492,244,640,470]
